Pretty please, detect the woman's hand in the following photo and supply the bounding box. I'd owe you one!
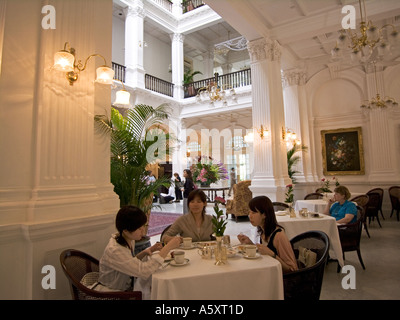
[150,242,163,253]
[237,233,253,244]
[256,244,274,257]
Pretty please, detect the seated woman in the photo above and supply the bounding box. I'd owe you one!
[97,205,180,299]
[323,185,357,224]
[161,189,214,244]
[237,196,298,273]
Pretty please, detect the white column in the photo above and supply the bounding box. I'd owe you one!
[365,68,399,182]
[282,69,313,183]
[202,50,214,79]
[124,1,146,89]
[247,38,291,201]
[171,0,183,15]
[171,33,185,99]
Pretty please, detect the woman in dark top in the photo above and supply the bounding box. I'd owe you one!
[237,196,298,273]
[173,172,183,202]
[182,169,195,214]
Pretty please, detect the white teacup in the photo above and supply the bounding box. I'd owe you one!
[183,237,192,248]
[245,245,257,257]
[173,250,185,264]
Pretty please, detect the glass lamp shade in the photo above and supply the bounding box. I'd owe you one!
[113,90,130,106]
[95,66,115,84]
[53,50,74,72]
[366,25,379,42]
[244,131,254,143]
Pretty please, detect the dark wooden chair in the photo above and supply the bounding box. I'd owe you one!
[60,249,142,300]
[304,192,323,200]
[389,186,400,221]
[272,202,289,212]
[337,206,366,272]
[283,231,330,300]
[367,188,384,220]
[160,224,172,242]
[350,194,370,238]
[365,192,382,228]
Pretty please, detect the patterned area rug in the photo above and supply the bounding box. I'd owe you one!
[147,211,181,237]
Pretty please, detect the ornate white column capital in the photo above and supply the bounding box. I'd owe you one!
[247,38,267,63]
[170,33,185,43]
[124,4,146,19]
[266,40,282,62]
[282,69,307,88]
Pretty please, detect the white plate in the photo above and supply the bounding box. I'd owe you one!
[275,211,287,216]
[243,253,261,259]
[227,249,238,258]
[180,244,197,250]
[170,258,190,267]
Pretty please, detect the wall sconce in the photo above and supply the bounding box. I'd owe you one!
[138,41,148,48]
[113,79,131,107]
[282,127,300,147]
[244,125,269,143]
[186,148,191,158]
[53,42,114,86]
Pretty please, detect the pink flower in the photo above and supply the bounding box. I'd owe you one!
[286,184,293,188]
[215,196,226,204]
[321,178,325,182]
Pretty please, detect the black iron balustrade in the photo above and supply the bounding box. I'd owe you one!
[145,74,175,97]
[183,69,251,98]
[112,62,126,83]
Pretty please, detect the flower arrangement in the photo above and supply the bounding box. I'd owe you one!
[212,197,227,237]
[190,156,228,186]
[320,177,340,193]
[285,184,294,203]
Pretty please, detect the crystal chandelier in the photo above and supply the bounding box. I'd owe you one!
[196,84,237,107]
[331,0,399,65]
[214,36,247,56]
[360,62,398,111]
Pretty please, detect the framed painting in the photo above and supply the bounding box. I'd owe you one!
[321,127,365,176]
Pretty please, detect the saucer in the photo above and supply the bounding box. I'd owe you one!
[243,253,261,259]
[275,211,287,216]
[180,244,197,250]
[170,258,190,267]
[227,249,237,258]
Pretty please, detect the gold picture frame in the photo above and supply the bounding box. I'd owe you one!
[321,127,365,176]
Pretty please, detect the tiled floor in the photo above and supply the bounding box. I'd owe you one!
[150,201,400,300]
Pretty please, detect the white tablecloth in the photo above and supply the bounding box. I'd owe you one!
[294,199,329,213]
[276,212,344,267]
[151,245,284,300]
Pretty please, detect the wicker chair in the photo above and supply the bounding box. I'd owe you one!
[337,206,366,271]
[272,202,289,212]
[60,249,142,300]
[283,231,330,300]
[350,194,370,238]
[367,188,384,220]
[389,186,400,221]
[226,180,252,222]
[304,193,323,200]
[160,224,172,243]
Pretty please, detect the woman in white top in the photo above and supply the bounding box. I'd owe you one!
[162,189,214,244]
[97,206,180,299]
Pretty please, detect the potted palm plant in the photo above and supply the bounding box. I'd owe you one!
[183,69,202,97]
[287,143,308,184]
[95,104,174,250]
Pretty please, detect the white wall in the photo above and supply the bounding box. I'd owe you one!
[0,0,119,299]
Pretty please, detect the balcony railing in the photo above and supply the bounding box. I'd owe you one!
[150,0,173,12]
[145,74,175,97]
[112,62,126,83]
[183,69,251,98]
[183,0,205,13]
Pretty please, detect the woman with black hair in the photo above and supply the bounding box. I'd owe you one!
[97,205,180,298]
[237,196,298,273]
[162,189,214,244]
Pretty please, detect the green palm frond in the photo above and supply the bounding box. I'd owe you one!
[95,104,174,208]
[287,144,308,184]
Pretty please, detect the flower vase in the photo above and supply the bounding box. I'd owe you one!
[289,203,296,218]
[214,236,227,265]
